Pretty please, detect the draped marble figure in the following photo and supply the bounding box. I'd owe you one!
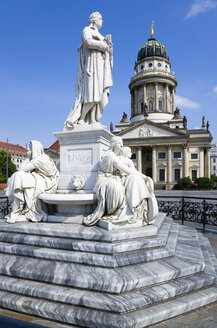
[85,137,158,226]
[65,12,113,127]
[6,141,59,223]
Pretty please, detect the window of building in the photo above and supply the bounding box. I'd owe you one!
[158,63,161,67]
[141,65,144,70]
[191,153,198,159]
[213,159,216,163]
[158,152,166,159]
[149,63,153,67]
[174,169,180,181]
[147,155,152,161]
[158,100,162,111]
[214,166,216,170]
[159,169,165,182]
[141,102,144,112]
[192,170,197,180]
[131,153,137,160]
[173,152,181,159]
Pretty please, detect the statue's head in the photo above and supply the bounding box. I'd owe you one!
[89,12,102,29]
[122,147,132,159]
[109,136,123,154]
[29,140,44,159]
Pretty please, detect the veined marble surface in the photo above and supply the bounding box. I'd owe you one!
[0,218,172,254]
[0,213,166,242]
[0,233,214,314]
[0,222,215,327]
[0,286,216,328]
[0,226,205,293]
[0,223,178,268]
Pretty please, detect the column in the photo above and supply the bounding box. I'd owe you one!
[152,145,157,183]
[143,85,147,107]
[134,88,138,115]
[172,88,175,113]
[205,147,211,178]
[199,147,204,177]
[182,144,188,177]
[167,145,172,183]
[155,83,158,111]
[131,91,134,117]
[166,84,170,113]
[137,147,142,172]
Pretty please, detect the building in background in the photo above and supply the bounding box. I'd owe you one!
[45,140,60,169]
[114,26,212,189]
[0,141,27,170]
[211,143,217,176]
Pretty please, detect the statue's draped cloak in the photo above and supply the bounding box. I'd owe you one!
[6,141,59,222]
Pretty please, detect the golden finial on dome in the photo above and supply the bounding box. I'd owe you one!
[151,20,154,37]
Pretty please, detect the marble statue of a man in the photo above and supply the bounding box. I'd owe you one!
[65,12,113,127]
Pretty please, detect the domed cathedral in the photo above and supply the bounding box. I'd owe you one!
[114,23,212,189]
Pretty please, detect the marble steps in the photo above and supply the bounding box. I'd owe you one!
[0,218,173,255]
[203,235,217,273]
[0,231,214,322]
[0,223,178,268]
[0,227,205,294]
[0,285,216,328]
[0,237,214,314]
[0,213,166,242]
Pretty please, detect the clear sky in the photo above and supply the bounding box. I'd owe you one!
[0,0,217,148]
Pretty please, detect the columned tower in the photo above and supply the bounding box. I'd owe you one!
[129,24,177,124]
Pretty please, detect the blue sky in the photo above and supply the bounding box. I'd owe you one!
[0,0,217,148]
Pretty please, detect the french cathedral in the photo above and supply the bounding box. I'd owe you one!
[114,25,212,189]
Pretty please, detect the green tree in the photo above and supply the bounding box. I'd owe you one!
[194,177,214,190]
[0,150,17,183]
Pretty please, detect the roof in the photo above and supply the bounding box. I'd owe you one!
[0,141,27,157]
[137,37,168,62]
[48,140,60,152]
[115,118,186,137]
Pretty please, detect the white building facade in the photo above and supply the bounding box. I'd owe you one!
[210,143,217,176]
[115,29,212,189]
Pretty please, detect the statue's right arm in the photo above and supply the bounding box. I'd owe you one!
[82,27,109,52]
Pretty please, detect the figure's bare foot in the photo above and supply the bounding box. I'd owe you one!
[78,119,85,125]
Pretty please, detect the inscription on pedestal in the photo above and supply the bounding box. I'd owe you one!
[67,149,92,166]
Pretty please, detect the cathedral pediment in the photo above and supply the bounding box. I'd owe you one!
[116,120,184,139]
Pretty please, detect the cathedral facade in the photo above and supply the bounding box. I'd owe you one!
[115,28,212,189]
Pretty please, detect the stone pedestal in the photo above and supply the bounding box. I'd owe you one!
[54,125,112,193]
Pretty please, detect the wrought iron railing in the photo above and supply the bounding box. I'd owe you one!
[157,196,217,230]
[0,195,217,230]
[0,197,10,219]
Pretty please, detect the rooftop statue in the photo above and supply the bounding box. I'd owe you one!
[65,12,113,128]
[6,141,59,223]
[84,136,158,226]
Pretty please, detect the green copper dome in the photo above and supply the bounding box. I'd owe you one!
[137,37,168,62]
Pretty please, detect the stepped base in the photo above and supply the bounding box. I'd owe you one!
[0,215,216,327]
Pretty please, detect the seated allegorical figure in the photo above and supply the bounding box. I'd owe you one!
[84,136,158,226]
[5,140,59,223]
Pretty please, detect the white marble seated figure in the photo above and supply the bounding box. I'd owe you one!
[6,140,59,223]
[84,137,158,226]
[65,11,113,127]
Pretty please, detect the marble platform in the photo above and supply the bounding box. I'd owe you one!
[0,215,216,327]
